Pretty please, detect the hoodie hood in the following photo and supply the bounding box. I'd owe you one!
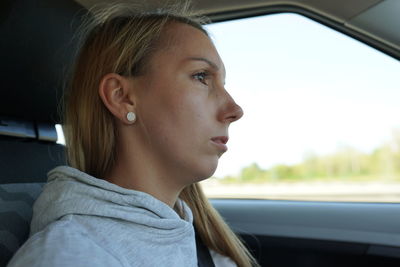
[31,166,193,237]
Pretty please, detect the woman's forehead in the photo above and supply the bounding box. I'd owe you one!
[156,22,224,70]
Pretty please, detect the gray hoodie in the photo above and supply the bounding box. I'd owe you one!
[7,166,199,267]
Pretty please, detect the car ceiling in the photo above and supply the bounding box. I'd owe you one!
[77,0,380,21]
[74,0,400,59]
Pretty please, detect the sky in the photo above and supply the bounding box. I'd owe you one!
[56,13,400,178]
[205,13,400,178]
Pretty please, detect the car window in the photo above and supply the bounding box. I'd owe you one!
[56,124,65,144]
[201,13,400,202]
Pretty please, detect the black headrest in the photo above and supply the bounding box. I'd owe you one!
[0,0,85,124]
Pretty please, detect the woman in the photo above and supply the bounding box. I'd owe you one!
[7,3,258,267]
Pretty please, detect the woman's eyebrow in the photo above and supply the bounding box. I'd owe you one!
[186,57,219,70]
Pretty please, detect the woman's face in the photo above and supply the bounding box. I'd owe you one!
[133,22,243,183]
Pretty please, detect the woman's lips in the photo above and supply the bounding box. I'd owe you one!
[210,136,228,152]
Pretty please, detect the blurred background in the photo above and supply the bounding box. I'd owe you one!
[200,13,400,202]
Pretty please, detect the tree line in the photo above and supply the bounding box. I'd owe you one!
[221,131,400,183]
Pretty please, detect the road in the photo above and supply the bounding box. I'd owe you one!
[201,179,400,202]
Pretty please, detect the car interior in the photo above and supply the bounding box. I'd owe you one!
[0,0,399,266]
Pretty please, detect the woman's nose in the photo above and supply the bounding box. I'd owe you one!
[219,91,244,123]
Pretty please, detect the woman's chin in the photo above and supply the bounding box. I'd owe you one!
[194,162,219,183]
[178,156,219,185]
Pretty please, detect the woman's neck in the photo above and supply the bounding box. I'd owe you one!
[105,147,187,207]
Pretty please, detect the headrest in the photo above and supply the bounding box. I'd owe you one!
[0,0,85,124]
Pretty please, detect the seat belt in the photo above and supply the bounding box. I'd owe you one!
[195,228,216,267]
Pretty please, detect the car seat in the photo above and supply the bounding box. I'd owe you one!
[0,0,83,265]
[0,1,217,266]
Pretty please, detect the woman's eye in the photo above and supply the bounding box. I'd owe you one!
[192,72,208,85]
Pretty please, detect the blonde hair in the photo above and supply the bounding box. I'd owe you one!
[64,3,258,267]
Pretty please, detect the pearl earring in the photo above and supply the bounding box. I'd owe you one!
[126,112,136,123]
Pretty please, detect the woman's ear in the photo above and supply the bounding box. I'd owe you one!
[98,73,136,124]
